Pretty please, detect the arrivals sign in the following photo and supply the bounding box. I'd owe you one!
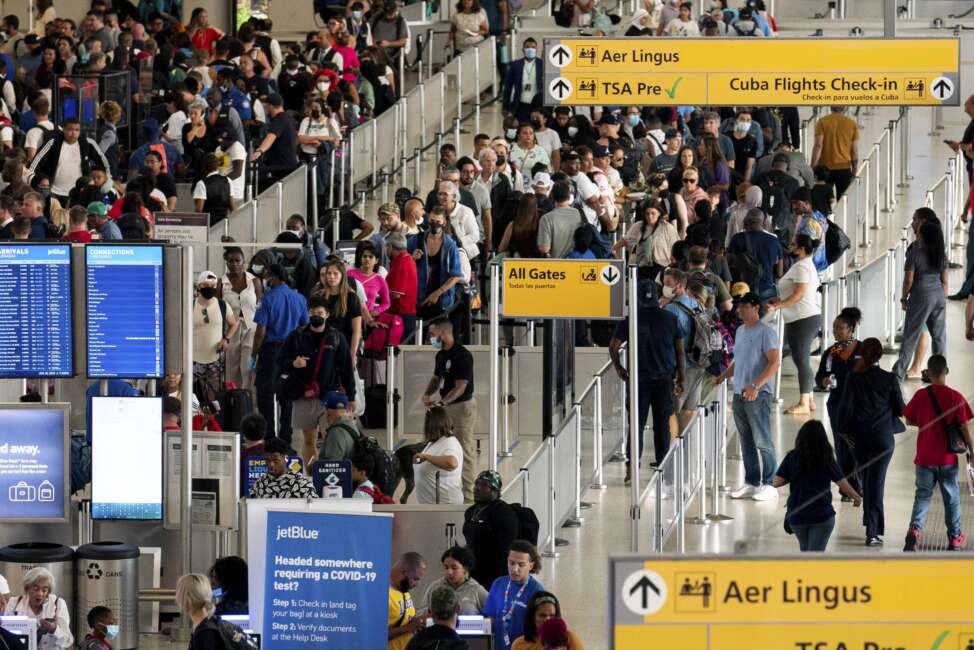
[501,258,625,319]
[544,38,960,106]
[610,555,974,649]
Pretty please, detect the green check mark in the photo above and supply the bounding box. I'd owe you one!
[665,77,684,99]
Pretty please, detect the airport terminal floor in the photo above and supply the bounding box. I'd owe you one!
[0,0,974,650]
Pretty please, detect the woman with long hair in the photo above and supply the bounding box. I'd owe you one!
[347,240,391,320]
[510,125,550,188]
[774,420,862,552]
[312,260,363,364]
[175,574,222,650]
[815,307,863,498]
[612,197,679,278]
[512,591,586,649]
[32,0,56,37]
[695,133,732,209]
[413,406,463,504]
[419,546,488,615]
[667,145,713,195]
[449,0,488,53]
[187,8,224,54]
[498,193,541,258]
[837,337,905,546]
[892,220,948,380]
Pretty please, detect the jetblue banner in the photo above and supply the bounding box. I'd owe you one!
[263,510,392,648]
[0,408,67,520]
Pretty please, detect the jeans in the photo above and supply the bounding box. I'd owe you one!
[733,391,776,486]
[792,516,835,551]
[626,376,675,467]
[909,462,962,538]
[255,341,293,445]
[784,314,820,394]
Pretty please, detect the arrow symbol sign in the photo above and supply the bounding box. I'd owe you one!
[600,265,620,286]
[552,46,570,65]
[932,76,954,100]
[549,77,572,101]
[629,575,661,610]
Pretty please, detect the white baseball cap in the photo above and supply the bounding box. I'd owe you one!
[196,270,218,285]
[532,172,553,190]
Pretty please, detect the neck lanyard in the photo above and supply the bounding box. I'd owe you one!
[501,578,529,624]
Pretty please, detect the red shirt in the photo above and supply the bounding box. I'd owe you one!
[190,26,223,54]
[62,230,92,242]
[387,250,417,315]
[904,384,973,467]
[108,198,154,223]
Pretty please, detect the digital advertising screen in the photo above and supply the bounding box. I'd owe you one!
[0,404,70,522]
[91,396,163,520]
[85,244,164,378]
[0,244,73,378]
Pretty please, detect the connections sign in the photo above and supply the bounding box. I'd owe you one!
[501,258,625,319]
[610,555,974,649]
[544,38,960,106]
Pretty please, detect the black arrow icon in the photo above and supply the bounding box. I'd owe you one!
[551,79,571,99]
[602,267,619,283]
[933,78,952,99]
[552,46,570,65]
[629,575,661,610]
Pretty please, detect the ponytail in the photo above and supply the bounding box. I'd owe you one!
[853,337,883,373]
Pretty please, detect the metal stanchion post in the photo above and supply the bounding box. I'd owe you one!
[627,266,640,552]
[328,147,337,211]
[885,248,898,352]
[414,147,422,193]
[420,83,428,150]
[571,406,585,526]
[453,117,461,146]
[386,346,396,450]
[371,120,378,197]
[180,246,194,596]
[543,436,559,558]
[592,376,607,489]
[338,143,346,210]
[491,36,499,98]
[898,108,912,187]
[686,409,708,525]
[707,396,733,522]
[347,137,355,206]
[489,264,500,472]
[859,177,871,248]
[675,439,685,553]
[773,310,783,403]
[250,197,258,242]
[473,48,481,135]
[821,282,831,350]
[309,155,319,232]
[871,148,882,230]
[455,58,463,126]
[500,347,513,457]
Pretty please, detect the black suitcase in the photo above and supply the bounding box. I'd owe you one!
[219,388,254,431]
[361,385,392,429]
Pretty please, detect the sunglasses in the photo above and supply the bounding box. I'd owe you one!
[683,177,698,183]
[202,308,210,324]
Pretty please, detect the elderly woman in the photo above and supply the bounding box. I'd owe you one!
[3,568,73,650]
[175,573,223,650]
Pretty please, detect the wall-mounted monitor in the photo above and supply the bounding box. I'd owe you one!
[85,244,164,378]
[91,396,162,520]
[0,244,73,378]
[0,404,70,522]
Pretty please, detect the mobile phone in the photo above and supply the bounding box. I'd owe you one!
[944,139,956,145]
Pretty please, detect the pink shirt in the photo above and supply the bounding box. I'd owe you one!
[334,45,360,84]
[348,268,391,316]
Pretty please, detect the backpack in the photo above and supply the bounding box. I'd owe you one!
[577,207,612,259]
[687,270,717,299]
[732,21,759,36]
[674,301,728,376]
[357,483,396,504]
[364,311,404,354]
[824,218,850,265]
[759,177,790,228]
[727,232,764,288]
[206,618,259,650]
[349,427,401,496]
[509,502,539,545]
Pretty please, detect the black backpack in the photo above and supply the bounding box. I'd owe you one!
[758,175,791,229]
[727,232,764,288]
[349,426,401,496]
[824,218,850,265]
[509,502,540,545]
[200,618,259,650]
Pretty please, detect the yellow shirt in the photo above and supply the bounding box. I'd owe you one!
[511,629,586,650]
[814,112,859,170]
[388,587,416,650]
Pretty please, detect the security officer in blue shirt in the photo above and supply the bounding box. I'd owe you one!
[252,263,309,445]
[217,67,253,122]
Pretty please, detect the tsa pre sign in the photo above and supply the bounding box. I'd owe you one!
[263,510,392,648]
[610,555,974,649]
[501,259,625,319]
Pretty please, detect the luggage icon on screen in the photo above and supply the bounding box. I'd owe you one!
[38,480,55,502]
[9,482,36,502]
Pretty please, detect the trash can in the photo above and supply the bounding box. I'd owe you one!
[0,543,75,617]
[75,542,140,650]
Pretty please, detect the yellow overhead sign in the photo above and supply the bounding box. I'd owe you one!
[611,555,974,649]
[501,259,625,319]
[544,37,960,106]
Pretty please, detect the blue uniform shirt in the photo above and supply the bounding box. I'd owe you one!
[253,283,309,343]
[483,575,544,650]
[222,85,253,121]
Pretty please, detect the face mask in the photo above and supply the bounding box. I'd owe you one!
[430,335,442,350]
[735,121,751,133]
[317,81,330,92]
[662,285,676,299]
[531,119,542,130]
[251,264,264,275]
[211,587,224,600]
[398,578,411,593]
[352,10,362,19]
[38,188,51,198]
[311,109,321,119]
[567,126,578,138]
[198,286,217,299]
[288,64,299,73]
[505,128,517,141]
[523,47,536,59]
[428,221,442,234]
[628,114,640,127]
[104,625,119,640]
[496,156,507,167]
[309,315,326,328]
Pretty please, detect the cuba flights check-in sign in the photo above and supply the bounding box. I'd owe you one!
[501,258,625,319]
[544,38,960,106]
[610,555,974,649]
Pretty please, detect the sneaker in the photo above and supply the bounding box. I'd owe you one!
[949,532,967,550]
[730,485,755,499]
[866,536,884,547]
[751,485,779,501]
[903,528,921,552]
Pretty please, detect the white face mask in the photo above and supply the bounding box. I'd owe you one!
[662,285,676,298]
[505,128,517,140]
[735,121,751,133]
[318,81,330,92]
[567,126,579,137]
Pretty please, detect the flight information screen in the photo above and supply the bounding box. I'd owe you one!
[86,245,164,378]
[0,244,73,378]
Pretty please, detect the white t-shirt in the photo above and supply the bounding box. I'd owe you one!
[666,18,701,36]
[165,110,188,154]
[534,128,562,159]
[298,116,333,156]
[414,436,463,504]
[52,141,82,196]
[216,140,247,199]
[572,171,599,225]
[25,120,55,153]
[778,256,821,323]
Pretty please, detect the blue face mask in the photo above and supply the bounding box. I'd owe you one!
[628,114,640,127]
[430,336,443,350]
[212,587,224,600]
[523,47,536,60]
[104,625,119,640]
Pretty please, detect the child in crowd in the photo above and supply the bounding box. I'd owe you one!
[351,452,377,500]
[83,606,118,650]
[565,225,596,260]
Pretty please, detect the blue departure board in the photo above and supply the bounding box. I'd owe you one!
[0,244,73,378]
[86,245,164,378]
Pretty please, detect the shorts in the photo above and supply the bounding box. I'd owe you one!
[677,366,707,412]
[291,397,327,431]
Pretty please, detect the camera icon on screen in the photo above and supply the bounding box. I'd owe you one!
[9,482,36,502]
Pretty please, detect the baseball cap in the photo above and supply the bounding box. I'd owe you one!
[324,391,349,410]
[730,281,750,298]
[86,201,108,216]
[475,469,502,492]
[562,151,580,162]
[792,187,812,203]
[264,92,284,107]
[531,172,553,189]
[592,144,610,158]
[598,113,619,126]
[664,128,681,140]
[196,270,218,285]
[377,202,399,216]
[737,292,762,307]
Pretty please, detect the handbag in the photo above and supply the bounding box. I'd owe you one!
[303,334,329,400]
[926,386,968,455]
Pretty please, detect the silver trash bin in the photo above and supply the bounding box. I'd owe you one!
[0,542,75,625]
[75,542,139,650]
